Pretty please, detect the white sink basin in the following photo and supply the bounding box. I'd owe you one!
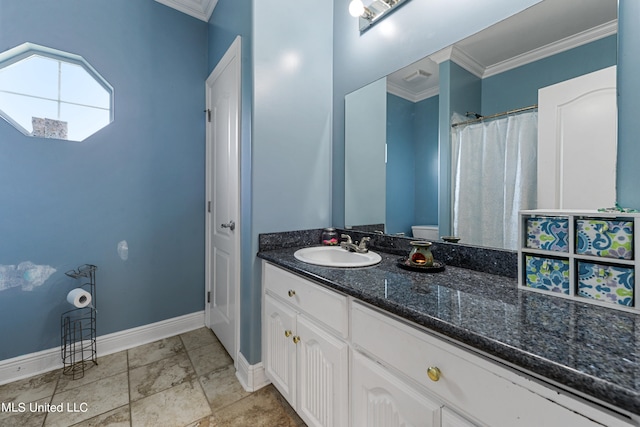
[294,246,382,268]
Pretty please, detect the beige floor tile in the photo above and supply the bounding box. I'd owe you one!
[130,381,211,427]
[210,385,305,427]
[0,396,50,427]
[68,405,130,427]
[0,369,59,405]
[57,351,128,393]
[127,336,184,369]
[129,351,196,401]
[1,330,304,427]
[199,365,250,411]
[45,372,129,427]
[180,328,218,352]
[184,415,215,427]
[188,342,232,376]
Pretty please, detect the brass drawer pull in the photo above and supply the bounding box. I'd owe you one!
[288,289,296,297]
[293,336,301,344]
[427,366,441,382]
[284,330,292,337]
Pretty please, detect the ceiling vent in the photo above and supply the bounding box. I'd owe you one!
[403,69,432,82]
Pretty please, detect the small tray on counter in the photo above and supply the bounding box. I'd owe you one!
[397,257,445,273]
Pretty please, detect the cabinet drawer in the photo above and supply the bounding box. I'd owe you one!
[577,261,634,307]
[576,219,633,260]
[351,302,603,427]
[263,262,348,337]
[524,255,570,294]
[526,217,569,252]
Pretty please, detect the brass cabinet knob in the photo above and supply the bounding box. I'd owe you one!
[288,289,296,297]
[284,330,292,337]
[427,366,441,382]
[292,336,301,344]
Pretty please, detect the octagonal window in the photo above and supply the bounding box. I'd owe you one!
[0,43,113,142]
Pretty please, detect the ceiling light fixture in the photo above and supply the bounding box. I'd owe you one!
[349,0,411,33]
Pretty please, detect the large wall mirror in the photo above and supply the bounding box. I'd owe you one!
[0,43,114,142]
[344,0,618,250]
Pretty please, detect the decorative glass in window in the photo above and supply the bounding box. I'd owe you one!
[0,43,114,142]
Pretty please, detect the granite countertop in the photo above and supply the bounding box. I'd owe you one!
[258,245,640,418]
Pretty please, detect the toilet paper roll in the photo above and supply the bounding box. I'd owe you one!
[67,288,92,308]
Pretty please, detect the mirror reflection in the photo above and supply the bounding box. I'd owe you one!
[0,43,114,142]
[344,0,618,250]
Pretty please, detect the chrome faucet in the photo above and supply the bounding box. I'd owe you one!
[340,234,371,253]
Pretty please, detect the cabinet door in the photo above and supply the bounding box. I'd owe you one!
[296,315,349,427]
[442,407,477,427]
[351,351,441,427]
[264,295,297,406]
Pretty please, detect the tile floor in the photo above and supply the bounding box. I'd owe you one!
[0,328,306,427]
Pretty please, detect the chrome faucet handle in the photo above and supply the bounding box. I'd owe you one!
[358,237,371,251]
[341,234,352,244]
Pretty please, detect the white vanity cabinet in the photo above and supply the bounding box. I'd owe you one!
[351,301,620,427]
[262,261,635,427]
[441,408,477,427]
[262,263,349,427]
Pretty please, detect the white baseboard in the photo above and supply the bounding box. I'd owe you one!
[0,311,204,386]
[236,351,269,392]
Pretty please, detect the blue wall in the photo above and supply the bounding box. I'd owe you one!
[386,93,415,235]
[414,96,439,228]
[250,1,334,365]
[482,35,617,116]
[617,0,640,210]
[0,0,207,360]
[386,94,439,236]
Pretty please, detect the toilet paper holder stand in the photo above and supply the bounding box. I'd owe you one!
[61,264,97,380]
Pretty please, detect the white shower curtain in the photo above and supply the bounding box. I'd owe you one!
[451,111,538,250]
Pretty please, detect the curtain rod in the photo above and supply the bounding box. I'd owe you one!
[451,104,538,128]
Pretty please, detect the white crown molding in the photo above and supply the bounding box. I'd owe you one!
[0,311,204,385]
[429,46,485,79]
[155,0,218,22]
[387,81,439,103]
[449,46,486,78]
[483,20,617,78]
[427,20,617,81]
[428,46,453,65]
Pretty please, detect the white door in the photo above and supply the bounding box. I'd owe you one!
[537,66,617,209]
[205,36,241,363]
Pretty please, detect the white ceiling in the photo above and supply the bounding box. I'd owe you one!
[154,0,217,22]
[387,0,618,102]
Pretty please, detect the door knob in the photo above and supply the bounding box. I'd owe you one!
[221,220,236,231]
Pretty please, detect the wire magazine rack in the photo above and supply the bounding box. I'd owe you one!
[61,264,97,379]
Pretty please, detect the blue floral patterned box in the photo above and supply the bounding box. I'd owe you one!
[576,219,633,260]
[577,261,634,306]
[525,255,570,294]
[526,217,569,252]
